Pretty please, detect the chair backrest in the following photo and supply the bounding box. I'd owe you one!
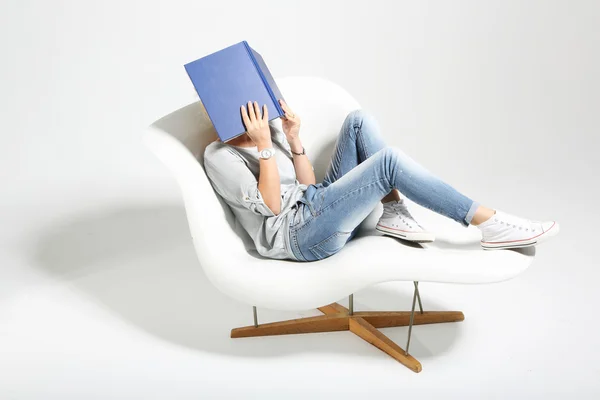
[143,76,361,273]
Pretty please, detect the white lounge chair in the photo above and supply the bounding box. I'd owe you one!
[143,76,535,373]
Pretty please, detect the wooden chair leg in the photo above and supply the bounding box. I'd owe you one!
[231,314,348,338]
[349,316,422,373]
[355,310,464,328]
[230,302,463,373]
[318,303,349,315]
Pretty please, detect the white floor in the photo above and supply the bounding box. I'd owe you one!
[1,173,598,399]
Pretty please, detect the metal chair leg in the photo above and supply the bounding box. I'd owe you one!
[405,281,419,355]
[349,294,354,315]
[414,281,423,314]
[253,306,258,327]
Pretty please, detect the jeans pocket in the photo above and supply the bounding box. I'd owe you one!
[309,231,353,260]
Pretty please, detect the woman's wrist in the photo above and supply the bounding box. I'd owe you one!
[288,138,303,154]
[256,139,273,151]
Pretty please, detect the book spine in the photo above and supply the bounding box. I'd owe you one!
[242,41,284,116]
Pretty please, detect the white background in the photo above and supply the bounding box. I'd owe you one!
[1,0,599,398]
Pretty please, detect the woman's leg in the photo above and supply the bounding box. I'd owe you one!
[322,109,402,203]
[290,145,481,261]
[322,109,385,185]
[314,109,402,242]
[322,109,480,223]
[288,109,561,260]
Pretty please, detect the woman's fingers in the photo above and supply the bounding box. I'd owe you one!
[247,101,256,121]
[280,99,287,109]
[241,104,250,128]
[242,101,270,130]
[253,101,261,121]
[280,99,293,113]
[279,99,295,119]
[279,99,289,112]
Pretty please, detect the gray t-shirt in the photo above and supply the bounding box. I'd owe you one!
[203,121,308,260]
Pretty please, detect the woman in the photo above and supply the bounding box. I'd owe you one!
[203,99,560,262]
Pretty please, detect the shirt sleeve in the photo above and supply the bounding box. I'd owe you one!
[204,146,276,218]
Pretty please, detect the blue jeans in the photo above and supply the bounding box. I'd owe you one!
[288,109,480,262]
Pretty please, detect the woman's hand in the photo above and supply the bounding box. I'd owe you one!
[241,101,281,215]
[279,99,301,146]
[241,101,271,148]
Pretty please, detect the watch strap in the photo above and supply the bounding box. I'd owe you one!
[291,146,305,156]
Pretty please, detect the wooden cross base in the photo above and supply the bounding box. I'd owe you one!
[230,302,464,373]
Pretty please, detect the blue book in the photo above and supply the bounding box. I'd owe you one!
[184,41,286,142]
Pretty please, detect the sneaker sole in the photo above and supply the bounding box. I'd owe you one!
[481,221,559,250]
[376,224,436,243]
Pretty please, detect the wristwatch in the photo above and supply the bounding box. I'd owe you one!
[258,147,275,160]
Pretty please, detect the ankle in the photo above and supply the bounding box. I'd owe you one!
[381,190,402,204]
[471,208,496,226]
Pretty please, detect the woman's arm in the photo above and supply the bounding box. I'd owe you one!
[257,140,281,214]
[288,137,316,185]
[242,101,282,215]
[278,99,316,185]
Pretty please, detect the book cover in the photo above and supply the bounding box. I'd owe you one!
[184,41,286,142]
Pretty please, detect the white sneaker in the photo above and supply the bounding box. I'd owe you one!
[376,199,435,242]
[477,209,560,250]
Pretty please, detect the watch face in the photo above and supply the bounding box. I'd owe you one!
[260,148,274,159]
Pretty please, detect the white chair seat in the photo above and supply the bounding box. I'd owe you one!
[200,215,533,311]
[144,76,535,312]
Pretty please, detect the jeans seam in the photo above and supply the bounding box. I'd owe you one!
[290,227,308,261]
[330,128,349,186]
[356,122,371,160]
[309,231,352,259]
[292,213,314,234]
[289,213,315,262]
[316,177,389,216]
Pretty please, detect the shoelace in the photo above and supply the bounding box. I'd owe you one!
[386,201,420,229]
[494,215,537,233]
